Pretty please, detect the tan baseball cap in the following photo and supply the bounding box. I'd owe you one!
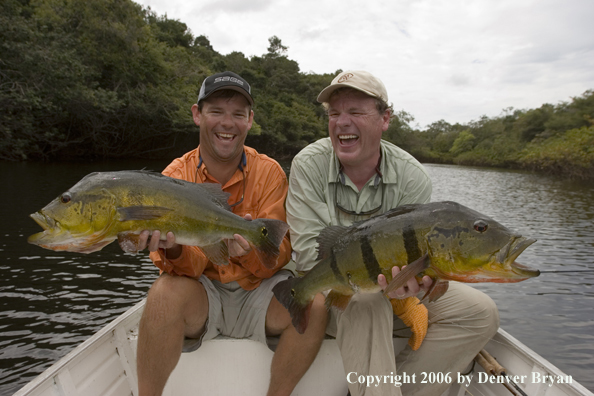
[317,70,388,103]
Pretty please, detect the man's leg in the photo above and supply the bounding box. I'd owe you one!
[396,282,499,396]
[137,273,209,396]
[265,292,328,396]
[328,292,400,396]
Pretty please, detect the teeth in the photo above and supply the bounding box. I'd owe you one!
[217,133,234,139]
[339,135,358,140]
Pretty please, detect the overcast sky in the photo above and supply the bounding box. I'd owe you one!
[136,0,594,128]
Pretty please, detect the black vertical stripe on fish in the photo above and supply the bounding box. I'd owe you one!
[330,251,346,284]
[403,224,422,263]
[361,235,382,281]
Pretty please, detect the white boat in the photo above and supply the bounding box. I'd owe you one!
[14,299,593,396]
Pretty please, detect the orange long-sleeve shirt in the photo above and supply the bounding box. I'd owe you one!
[149,146,291,290]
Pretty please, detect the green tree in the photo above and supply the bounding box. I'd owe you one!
[450,130,476,156]
[266,35,288,58]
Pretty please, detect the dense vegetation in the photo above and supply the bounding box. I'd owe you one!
[1,0,593,179]
[388,91,594,179]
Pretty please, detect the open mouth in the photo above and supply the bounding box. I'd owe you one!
[498,236,540,277]
[216,133,236,141]
[30,212,55,231]
[338,134,358,146]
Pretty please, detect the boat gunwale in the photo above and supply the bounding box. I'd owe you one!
[13,300,146,396]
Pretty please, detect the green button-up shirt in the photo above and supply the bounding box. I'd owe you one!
[286,137,432,272]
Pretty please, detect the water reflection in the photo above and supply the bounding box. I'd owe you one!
[0,160,593,394]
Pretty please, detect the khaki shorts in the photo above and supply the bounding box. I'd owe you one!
[183,270,292,352]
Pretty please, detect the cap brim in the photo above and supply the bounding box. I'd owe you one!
[203,86,254,106]
[316,83,380,103]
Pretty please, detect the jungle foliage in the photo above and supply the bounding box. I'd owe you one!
[395,91,594,179]
[0,0,332,161]
[1,0,592,179]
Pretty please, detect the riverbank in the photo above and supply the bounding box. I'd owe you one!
[409,125,594,181]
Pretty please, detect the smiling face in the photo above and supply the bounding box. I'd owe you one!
[327,89,390,171]
[192,91,253,165]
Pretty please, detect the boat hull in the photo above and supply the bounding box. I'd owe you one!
[14,299,593,396]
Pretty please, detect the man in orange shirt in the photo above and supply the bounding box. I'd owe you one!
[134,71,327,396]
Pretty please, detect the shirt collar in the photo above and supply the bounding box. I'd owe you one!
[195,148,248,187]
[329,146,388,188]
[197,150,247,171]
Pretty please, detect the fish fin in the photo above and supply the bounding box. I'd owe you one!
[199,183,232,211]
[383,254,430,296]
[73,240,114,253]
[201,242,230,266]
[421,280,449,302]
[272,277,312,334]
[382,204,419,219]
[315,225,349,260]
[350,204,419,228]
[325,290,353,311]
[117,232,143,253]
[117,206,172,221]
[251,219,290,269]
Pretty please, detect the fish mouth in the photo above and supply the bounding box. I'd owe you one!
[28,212,63,246]
[496,236,540,279]
[30,211,55,231]
[29,211,113,253]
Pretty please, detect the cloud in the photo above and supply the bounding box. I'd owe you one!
[450,74,471,86]
[197,0,274,14]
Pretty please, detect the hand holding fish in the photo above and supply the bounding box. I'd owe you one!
[138,230,182,260]
[227,214,253,258]
[379,266,434,299]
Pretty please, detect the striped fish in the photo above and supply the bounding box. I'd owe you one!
[273,201,539,334]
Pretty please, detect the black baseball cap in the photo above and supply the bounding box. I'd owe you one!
[197,71,254,106]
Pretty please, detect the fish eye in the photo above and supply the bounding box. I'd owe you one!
[262,227,268,237]
[474,220,488,233]
[60,193,72,204]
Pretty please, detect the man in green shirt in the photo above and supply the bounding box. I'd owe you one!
[286,70,499,396]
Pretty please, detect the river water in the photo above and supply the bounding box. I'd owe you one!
[1,159,593,394]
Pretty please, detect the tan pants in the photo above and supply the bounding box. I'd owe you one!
[326,282,500,396]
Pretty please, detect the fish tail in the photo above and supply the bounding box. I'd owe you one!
[251,219,289,269]
[272,277,312,334]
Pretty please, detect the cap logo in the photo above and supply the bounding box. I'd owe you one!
[338,73,354,83]
[214,76,244,86]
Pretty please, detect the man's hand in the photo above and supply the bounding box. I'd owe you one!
[227,214,253,258]
[378,266,433,299]
[138,230,182,259]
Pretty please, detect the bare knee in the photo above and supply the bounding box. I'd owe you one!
[267,292,328,336]
[143,273,208,333]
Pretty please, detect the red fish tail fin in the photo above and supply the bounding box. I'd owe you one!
[272,277,312,334]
